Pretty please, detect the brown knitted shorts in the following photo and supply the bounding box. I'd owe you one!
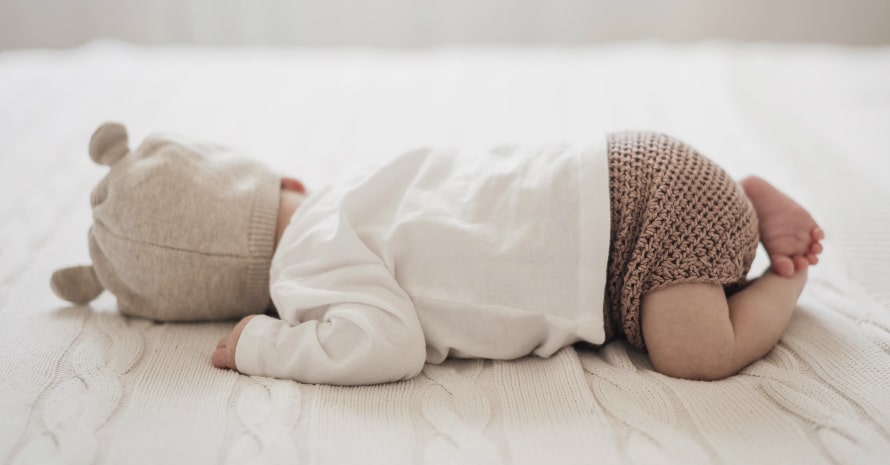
[603,132,759,351]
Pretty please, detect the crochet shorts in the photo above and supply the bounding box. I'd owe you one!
[603,132,760,351]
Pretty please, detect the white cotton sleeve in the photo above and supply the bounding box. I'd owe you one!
[234,301,427,385]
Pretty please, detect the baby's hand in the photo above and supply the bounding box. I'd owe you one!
[212,314,257,371]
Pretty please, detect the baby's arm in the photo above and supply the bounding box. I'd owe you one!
[235,302,426,385]
[213,290,426,385]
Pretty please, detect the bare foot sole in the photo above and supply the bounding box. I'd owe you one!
[740,176,824,277]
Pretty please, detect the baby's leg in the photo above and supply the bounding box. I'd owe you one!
[641,268,807,381]
[740,176,824,277]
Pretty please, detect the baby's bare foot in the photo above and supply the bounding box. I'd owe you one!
[740,176,824,277]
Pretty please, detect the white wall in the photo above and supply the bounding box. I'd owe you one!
[1,0,889,49]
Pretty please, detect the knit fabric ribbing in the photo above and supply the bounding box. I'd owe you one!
[604,132,760,351]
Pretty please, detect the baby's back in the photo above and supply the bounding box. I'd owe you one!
[273,141,612,364]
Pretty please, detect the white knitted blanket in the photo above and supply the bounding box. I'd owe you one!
[2,42,889,465]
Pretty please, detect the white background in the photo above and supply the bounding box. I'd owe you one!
[1,0,889,49]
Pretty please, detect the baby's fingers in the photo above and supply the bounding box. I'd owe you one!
[211,347,231,369]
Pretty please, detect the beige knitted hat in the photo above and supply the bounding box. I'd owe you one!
[50,122,281,321]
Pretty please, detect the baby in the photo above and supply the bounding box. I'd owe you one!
[52,123,823,385]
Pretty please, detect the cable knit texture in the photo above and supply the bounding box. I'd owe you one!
[604,132,760,350]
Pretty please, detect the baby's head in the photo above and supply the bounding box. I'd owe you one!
[51,122,292,321]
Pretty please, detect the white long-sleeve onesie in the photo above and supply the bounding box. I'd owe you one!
[235,140,611,385]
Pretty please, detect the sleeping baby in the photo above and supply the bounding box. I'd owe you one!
[51,123,823,385]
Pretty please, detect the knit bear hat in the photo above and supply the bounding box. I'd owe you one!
[50,122,281,321]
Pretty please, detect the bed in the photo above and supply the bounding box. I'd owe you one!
[1,41,889,464]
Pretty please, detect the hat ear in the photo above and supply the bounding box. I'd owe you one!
[50,265,105,304]
[89,122,129,166]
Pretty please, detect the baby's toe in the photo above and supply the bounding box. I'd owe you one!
[810,241,823,255]
[793,256,811,272]
[771,255,795,277]
[812,227,825,241]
